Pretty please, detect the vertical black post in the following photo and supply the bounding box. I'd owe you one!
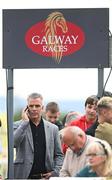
[6,68,14,179]
[98,67,104,98]
[109,33,112,67]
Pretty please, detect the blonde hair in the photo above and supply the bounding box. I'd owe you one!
[97,97,112,111]
[86,140,112,177]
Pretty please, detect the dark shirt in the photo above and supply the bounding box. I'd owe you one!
[55,121,63,130]
[85,119,99,136]
[29,119,47,176]
[75,165,98,177]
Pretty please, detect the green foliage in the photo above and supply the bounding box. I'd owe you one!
[14,108,22,121]
[59,112,67,124]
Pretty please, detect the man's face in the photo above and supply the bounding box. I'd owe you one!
[63,133,84,153]
[85,103,97,121]
[103,108,112,123]
[45,110,60,123]
[27,97,43,120]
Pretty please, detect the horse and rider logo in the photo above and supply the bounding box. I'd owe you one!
[25,11,85,64]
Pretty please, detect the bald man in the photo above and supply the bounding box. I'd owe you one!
[60,126,98,177]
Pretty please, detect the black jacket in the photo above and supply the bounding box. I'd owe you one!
[85,119,99,136]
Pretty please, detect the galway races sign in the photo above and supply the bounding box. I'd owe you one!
[25,11,85,64]
[3,8,109,68]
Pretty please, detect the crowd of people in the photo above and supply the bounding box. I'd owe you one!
[1,91,112,179]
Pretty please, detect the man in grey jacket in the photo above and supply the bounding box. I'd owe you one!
[14,92,63,179]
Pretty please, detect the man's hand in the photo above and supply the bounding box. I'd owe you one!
[21,107,29,121]
[42,172,52,179]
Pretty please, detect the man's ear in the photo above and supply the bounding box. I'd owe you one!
[102,109,108,116]
[79,134,83,138]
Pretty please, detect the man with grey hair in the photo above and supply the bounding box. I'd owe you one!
[14,92,63,179]
[95,96,112,147]
[59,126,98,177]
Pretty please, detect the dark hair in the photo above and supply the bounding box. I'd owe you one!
[97,141,108,156]
[97,91,112,99]
[45,102,60,113]
[85,95,98,107]
[102,91,112,98]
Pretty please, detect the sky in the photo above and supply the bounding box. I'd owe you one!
[0,0,112,102]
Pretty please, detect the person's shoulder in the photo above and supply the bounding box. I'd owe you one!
[95,123,112,144]
[43,119,58,129]
[96,123,112,135]
[85,120,99,136]
[13,119,23,125]
[76,165,90,177]
[80,115,87,121]
[82,165,90,171]
[55,120,63,126]
[69,115,86,126]
[69,116,82,125]
[87,134,99,142]
[98,122,112,129]
[13,119,26,128]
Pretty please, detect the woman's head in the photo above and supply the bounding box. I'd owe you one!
[86,140,112,176]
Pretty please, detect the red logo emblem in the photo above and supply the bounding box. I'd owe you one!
[25,12,85,63]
